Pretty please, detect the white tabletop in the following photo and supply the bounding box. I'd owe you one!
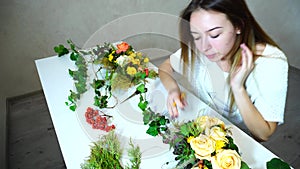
[36,55,280,169]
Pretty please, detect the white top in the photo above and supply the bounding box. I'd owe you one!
[170,44,288,131]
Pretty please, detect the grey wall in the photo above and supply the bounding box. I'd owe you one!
[0,0,299,167]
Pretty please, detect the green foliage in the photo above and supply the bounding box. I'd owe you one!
[267,158,291,169]
[142,108,170,136]
[179,121,203,137]
[224,136,239,153]
[54,44,69,57]
[125,139,141,169]
[80,131,123,169]
[80,131,141,169]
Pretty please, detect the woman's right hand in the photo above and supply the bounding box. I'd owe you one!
[167,89,187,118]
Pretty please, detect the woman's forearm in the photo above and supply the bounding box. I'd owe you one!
[158,58,180,93]
[232,87,277,141]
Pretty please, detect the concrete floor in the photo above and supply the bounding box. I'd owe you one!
[7,65,300,169]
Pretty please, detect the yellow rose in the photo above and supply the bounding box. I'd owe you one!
[144,57,149,63]
[190,134,215,160]
[130,53,136,58]
[132,58,140,65]
[126,66,137,75]
[211,149,241,169]
[208,126,228,142]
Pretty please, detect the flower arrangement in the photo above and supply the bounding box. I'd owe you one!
[156,115,249,169]
[54,40,158,111]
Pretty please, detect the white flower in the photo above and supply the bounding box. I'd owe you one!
[115,55,127,66]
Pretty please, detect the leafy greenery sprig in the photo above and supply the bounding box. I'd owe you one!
[80,131,141,169]
[55,40,88,111]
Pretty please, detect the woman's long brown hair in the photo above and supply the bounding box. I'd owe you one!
[179,0,279,112]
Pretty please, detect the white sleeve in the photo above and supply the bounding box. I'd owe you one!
[250,56,288,124]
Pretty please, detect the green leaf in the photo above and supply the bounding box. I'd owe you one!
[70,52,79,61]
[68,69,74,77]
[138,100,148,111]
[180,124,190,137]
[136,84,146,93]
[241,161,250,169]
[267,158,290,169]
[69,105,76,111]
[92,79,105,89]
[142,109,151,124]
[54,44,69,57]
[146,126,159,136]
[159,116,167,125]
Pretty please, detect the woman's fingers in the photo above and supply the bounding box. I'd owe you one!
[167,91,187,118]
[240,43,254,70]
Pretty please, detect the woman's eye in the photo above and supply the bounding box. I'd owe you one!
[210,34,220,38]
[194,36,201,40]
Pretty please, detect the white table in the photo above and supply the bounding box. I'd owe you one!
[36,55,280,169]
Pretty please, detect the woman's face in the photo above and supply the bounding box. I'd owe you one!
[190,9,239,62]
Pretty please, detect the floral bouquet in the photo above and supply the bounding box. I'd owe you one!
[160,115,250,169]
[54,40,158,111]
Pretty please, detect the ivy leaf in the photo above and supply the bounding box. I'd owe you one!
[75,82,87,94]
[136,84,146,93]
[159,116,167,125]
[91,79,105,89]
[69,104,76,111]
[142,109,152,124]
[146,126,159,136]
[54,44,69,57]
[70,52,79,61]
[138,100,148,111]
[267,158,290,169]
[68,69,74,77]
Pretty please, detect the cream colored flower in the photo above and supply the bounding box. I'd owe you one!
[190,134,215,160]
[195,116,210,129]
[115,55,126,66]
[211,149,241,169]
[208,126,228,142]
[195,116,226,132]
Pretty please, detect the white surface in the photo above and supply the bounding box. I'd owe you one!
[36,55,279,169]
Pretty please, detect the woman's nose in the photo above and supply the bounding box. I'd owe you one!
[201,37,211,52]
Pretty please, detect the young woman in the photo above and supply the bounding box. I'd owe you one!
[158,0,288,141]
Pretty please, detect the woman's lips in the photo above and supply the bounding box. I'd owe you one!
[205,53,216,60]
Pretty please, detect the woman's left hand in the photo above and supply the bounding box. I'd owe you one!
[230,43,254,91]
